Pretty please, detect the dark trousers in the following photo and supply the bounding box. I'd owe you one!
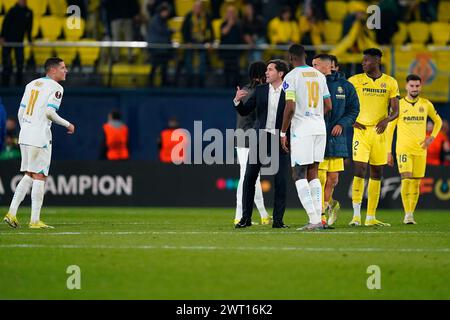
[180,49,207,87]
[2,46,24,86]
[149,50,170,86]
[221,51,240,88]
[241,132,290,224]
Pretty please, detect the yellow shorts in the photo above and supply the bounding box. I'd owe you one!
[319,157,344,172]
[352,126,387,165]
[396,153,426,178]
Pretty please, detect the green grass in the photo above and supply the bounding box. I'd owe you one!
[0,207,449,299]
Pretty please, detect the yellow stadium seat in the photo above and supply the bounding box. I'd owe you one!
[40,16,63,40]
[32,41,54,67]
[391,22,407,46]
[24,43,32,61]
[430,22,449,45]
[3,0,16,13]
[407,22,430,45]
[64,17,85,40]
[31,16,40,39]
[55,46,77,65]
[77,39,100,67]
[48,0,67,16]
[323,21,342,44]
[212,18,223,41]
[437,1,450,22]
[110,63,152,87]
[175,0,195,17]
[27,0,48,16]
[326,1,347,22]
[0,16,3,34]
[168,16,184,43]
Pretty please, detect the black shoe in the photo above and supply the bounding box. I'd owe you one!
[272,222,289,228]
[322,222,335,230]
[235,219,252,228]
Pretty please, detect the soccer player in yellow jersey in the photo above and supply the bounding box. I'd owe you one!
[386,74,442,225]
[348,48,399,227]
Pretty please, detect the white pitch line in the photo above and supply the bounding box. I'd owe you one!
[0,230,447,236]
[0,243,448,253]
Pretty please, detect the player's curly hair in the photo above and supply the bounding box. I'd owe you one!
[363,48,383,58]
[248,61,266,87]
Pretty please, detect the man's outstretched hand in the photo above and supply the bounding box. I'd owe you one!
[234,86,248,103]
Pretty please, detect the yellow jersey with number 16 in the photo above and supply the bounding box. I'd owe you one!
[349,73,399,126]
[386,97,442,156]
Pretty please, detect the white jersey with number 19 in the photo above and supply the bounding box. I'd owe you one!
[282,65,330,137]
[18,77,64,148]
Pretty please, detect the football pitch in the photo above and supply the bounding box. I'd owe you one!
[0,207,449,300]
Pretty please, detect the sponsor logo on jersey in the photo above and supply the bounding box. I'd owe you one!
[302,72,318,77]
[362,88,387,94]
[403,116,425,121]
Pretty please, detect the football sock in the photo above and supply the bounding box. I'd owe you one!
[309,179,323,222]
[410,178,421,213]
[401,178,413,214]
[254,177,269,218]
[352,203,361,218]
[8,175,33,217]
[352,176,365,218]
[295,179,320,224]
[31,180,45,224]
[318,169,327,212]
[367,179,381,218]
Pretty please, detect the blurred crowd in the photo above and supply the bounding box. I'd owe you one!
[0,0,446,88]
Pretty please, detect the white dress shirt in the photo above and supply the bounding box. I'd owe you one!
[265,83,281,135]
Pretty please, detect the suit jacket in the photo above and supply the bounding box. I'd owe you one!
[235,83,286,132]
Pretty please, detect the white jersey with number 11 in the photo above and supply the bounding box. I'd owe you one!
[18,77,64,148]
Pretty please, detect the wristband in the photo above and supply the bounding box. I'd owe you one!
[280,132,286,138]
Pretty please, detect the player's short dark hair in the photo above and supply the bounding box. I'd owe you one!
[267,59,290,78]
[44,57,64,72]
[363,48,383,58]
[248,61,266,85]
[406,74,422,83]
[288,44,306,60]
[329,54,338,66]
[313,53,331,62]
[110,109,122,120]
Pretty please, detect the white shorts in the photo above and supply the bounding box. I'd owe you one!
[290,134,326,167]
[20,144,52,176]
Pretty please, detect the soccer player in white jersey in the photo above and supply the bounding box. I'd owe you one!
[4,57,75,229]
[280,44,332,231]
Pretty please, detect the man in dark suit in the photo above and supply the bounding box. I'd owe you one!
[233,59,291,228]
